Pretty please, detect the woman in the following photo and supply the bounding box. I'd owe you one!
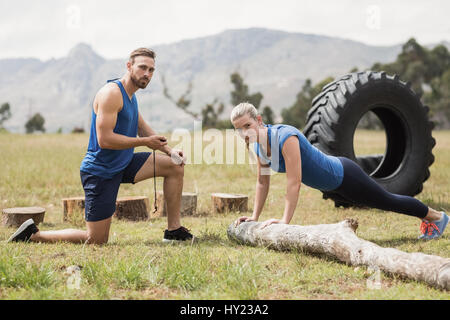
[231,102,448,240]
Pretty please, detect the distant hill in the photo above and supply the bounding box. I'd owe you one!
[2,28,444,133]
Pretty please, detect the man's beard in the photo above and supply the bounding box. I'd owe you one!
[130,73,149,89]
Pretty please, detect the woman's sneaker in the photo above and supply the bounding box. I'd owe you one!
[163,226,194,243]
[7,219,39,242]
[418,212,449,240]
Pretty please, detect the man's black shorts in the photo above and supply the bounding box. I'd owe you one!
[80,152,152,222]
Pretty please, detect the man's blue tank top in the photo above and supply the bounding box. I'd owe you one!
[80,79,139,179]
[253,124,344,191]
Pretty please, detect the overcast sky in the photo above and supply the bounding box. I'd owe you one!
[1,0,449,60]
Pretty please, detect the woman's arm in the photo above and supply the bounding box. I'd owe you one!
[260,135,302,228]
[281,136,302,223]
[252,158,271,220]
[235,156,270,226]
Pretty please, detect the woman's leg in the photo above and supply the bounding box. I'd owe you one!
[424,208,444,221]
[333,157,441,221]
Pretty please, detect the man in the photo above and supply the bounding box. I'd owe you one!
[8,48,194,244]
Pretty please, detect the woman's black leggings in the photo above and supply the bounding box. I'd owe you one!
[332,157,428,219]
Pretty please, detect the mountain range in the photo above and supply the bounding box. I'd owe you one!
[1,28,448,133]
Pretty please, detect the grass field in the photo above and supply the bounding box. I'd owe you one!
[0,130,449,300]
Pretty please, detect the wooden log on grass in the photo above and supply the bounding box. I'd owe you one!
[62,197,85,222]
[113,196,149,221]
[211,193,248,213]
[152,191,197,218]
[227,219,450,290]
[2,207,46,227]
[62,196,150,222]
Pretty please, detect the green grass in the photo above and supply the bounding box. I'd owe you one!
[0,130,449,300]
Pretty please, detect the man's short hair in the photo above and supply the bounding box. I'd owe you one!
[129,48,156,64]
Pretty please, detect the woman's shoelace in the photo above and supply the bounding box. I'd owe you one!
[420,220,440,236]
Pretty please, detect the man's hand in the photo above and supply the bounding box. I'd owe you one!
[143,135,168,150]
[170,149,186,166]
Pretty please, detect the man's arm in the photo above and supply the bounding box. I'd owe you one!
[137,112,156,137]
[137,112,172,155]
[96,86,167,151]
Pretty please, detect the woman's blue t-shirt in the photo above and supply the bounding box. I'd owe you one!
[253,124,343,191]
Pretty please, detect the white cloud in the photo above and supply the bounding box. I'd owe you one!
[0,0,449,60]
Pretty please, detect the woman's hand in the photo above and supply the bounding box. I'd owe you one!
[234,216,257,227]
[259,218,287,229]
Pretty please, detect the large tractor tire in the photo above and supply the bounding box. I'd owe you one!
[303,70,435,208]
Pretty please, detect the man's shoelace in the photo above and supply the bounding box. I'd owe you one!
[166,226,191,234]
[178,226,191,234]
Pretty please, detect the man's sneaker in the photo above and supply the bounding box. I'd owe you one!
[418,212,449,240]
[163,226,194,243]
[7,219,39,242]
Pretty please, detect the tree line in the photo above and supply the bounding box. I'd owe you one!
[1,37,448,134]
[0,102,46,133]
[163,38,449,130]
[281,38,450,129]
[0,104,80,134]
[161,71,274,130]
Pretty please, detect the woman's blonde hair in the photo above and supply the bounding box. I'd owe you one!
[230,102,258,122]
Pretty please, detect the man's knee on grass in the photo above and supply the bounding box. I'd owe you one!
[87,232,109,245]
[86,218,111,245]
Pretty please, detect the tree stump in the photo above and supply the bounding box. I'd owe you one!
[2,207,46,227]
[152,191,197,218]
[113,196,149,221]
[211,193,248,213]
[227,219,450,290]
[62,197,85,223]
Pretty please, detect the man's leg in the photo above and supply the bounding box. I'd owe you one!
[28,216,112,245]
[134,152,184,231]
[30,228,88,244]
[28,171,121,245]
[9,170,120,245]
